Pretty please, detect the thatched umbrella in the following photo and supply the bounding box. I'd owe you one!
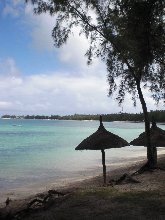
[130,121,165,165]
[75,116,129,184]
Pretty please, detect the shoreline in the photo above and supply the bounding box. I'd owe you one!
[0,155,148,205]
[0,154,165,219]
[1,150,165,207]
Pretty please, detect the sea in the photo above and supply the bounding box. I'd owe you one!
[0,119,165,202]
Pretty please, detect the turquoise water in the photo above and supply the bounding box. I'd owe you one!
[0,119,165,192]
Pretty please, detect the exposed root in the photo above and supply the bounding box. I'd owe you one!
[131,162,153,176]
[131,162,165,176]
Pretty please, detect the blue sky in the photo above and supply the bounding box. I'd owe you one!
[0,0,63,75]
[0,0,164,116]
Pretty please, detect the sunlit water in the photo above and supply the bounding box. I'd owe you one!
[0,119,165,200]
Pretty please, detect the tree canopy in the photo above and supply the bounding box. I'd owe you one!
[26,0,165,105]
[26,0,165,168]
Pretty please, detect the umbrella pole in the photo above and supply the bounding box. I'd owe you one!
[101,149,106,184]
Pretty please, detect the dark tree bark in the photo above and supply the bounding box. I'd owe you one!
[136,79,156,168]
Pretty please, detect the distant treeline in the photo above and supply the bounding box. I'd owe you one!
[1,110,165,122]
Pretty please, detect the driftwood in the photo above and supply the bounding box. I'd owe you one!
[26,190,67,210]
[109,173,140,185]
[115,173,140,184]
[0,190,69,220]
[48,190,66,196]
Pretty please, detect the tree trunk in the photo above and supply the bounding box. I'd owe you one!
[136,79,156,168]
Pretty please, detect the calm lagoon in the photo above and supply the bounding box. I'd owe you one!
[0,119,165,201]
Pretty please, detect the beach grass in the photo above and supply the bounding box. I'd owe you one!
[22,189,165,220]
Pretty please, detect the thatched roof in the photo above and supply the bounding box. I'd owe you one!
[75,117,129,151]
[130,122,165,147]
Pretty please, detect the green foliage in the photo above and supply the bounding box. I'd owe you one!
[2,110,165,122]
[149,110,165,123]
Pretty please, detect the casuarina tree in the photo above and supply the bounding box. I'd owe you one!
[26,0,165,168]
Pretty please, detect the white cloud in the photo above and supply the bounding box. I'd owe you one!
[0,58,164,116]
[24,4,102,72]
[3,4,18,17]
[58,28,89,68]
[24,4,56,51]
[12,0,22,6]
[1,4,164,115]
[2,0,23,17]
[0,58,119,115]
[0,58,20,77]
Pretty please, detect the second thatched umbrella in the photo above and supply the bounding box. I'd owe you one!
[75,116,129,184]
[130,121,165,165]
[130,121,165,147]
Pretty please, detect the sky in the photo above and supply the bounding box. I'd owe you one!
[0,0,164,116]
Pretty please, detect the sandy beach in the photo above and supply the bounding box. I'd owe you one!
[0,155,147,204]
[0,152,165,219]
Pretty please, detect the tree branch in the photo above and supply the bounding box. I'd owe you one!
[67,1,136,78]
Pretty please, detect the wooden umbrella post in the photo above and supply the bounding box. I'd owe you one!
[101,149,106,184]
